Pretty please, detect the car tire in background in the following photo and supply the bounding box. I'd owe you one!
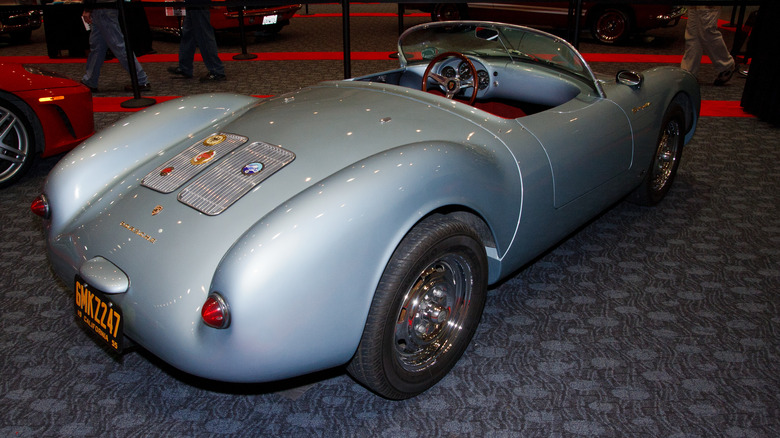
[347,214,488,399]
[590,7,632,44]
[0,98,36,188]
[629,103,685,205]
[431,3,467,21]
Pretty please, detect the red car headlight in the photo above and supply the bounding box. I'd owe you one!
[202,293,230,329]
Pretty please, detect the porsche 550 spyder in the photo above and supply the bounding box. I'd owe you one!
[33,21,699,399]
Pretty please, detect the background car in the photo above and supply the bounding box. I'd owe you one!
[0,0,41,43]
[415,2,685,43]
[1,62,94,188]
[34,21,699,399]
[142,1,301,37]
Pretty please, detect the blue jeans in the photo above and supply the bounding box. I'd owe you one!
[178,8,225,76]
[82,9,149,88]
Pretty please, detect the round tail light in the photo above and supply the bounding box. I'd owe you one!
[31,195,50,219]
[201,293,230,329]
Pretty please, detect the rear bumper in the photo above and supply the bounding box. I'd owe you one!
[0,10,42,34]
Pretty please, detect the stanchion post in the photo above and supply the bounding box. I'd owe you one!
[342,0,351,78]
[233,7,257,60]
[117,0,154,109]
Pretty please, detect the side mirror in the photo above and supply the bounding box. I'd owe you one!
[616,70,643,88]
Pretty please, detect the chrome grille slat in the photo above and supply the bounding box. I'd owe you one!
[141,133,248,193]
[178,142,295,216]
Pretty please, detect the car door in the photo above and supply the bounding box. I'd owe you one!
[518,94,633,208]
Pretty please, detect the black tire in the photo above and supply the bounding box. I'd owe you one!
[590,7,631,44]
[431,3,467,21]
[347,215,488,399]
[0,99,36,188]
[630,104,685,206]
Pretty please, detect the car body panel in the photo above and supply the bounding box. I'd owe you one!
[40,22,699,383]
[463,2,684,30]
[413,2,685,43]
[0,0,41,41]
[142,1,301,36]
[0,62,94,159]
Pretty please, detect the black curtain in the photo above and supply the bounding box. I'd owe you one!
[740,1,780,126]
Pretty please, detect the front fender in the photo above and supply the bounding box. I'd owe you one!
[204,140,522,382]
[605,67,700,176]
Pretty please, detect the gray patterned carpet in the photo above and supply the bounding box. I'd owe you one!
[1,4,778,437]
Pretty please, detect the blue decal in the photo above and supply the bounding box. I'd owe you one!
[242,162,264,175]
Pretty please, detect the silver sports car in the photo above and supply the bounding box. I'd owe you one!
[33,21,699,399]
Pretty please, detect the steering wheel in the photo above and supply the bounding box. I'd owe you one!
[422,52,479,106]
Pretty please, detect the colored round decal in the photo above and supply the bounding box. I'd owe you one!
[203,134,227,146]
[242,162,264,175]
[191,150,216,165]
[160,166,174,176]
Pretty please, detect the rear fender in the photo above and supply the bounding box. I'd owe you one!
[207,140,522,380]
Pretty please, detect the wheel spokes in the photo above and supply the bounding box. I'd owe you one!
[394,256,472,372]
[0,108,29,175]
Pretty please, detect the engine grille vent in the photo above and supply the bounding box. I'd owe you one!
[142,133,248,193]
[178,141,296,216]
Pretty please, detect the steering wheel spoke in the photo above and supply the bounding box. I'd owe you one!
[428,72,449,87]
[422,52,479,106]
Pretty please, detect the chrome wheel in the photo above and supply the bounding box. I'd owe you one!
[0,101,33,188]
[650,117,682,193]
[393,253,476,373]
[592,8,630,44]
[629,103,685,206]
[347,215,487,399]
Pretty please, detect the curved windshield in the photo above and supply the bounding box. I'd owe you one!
[398,21,600,94]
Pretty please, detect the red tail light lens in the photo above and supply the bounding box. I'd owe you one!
[201,293,230,329]
[31,195,50,219]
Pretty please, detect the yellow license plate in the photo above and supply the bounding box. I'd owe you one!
[74,277,123,352]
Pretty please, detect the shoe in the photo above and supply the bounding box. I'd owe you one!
[167,66,193,78]
[714,67,734,86]
[124,82,152,92]
[200,73,227,82]
[80,80,98,93]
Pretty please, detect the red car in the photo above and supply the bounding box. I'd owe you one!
[142,1,301,37]
[419,2,685,44]
[0,63,94,188]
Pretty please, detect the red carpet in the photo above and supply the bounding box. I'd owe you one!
[92,96,752,117]
[1,47,743,117]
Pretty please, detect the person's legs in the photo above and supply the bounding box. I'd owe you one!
[681,8,704,76]
[96,9,149,86]
[176,12,197,76]
[82,11,109,89]
[698,7,735,78]
[189,8,225,76]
